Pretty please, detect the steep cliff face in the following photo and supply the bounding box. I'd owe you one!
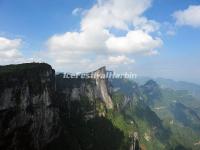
[92,66,113,109]
[56,66,113,119]
[0,63,119,150]
[0,63,61,150]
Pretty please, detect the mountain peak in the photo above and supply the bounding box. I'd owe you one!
[92,66,106,77]
[92,66,113,109]
[144,80,159,87]
[141,80,161,105]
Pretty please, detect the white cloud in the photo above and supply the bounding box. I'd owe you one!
[107,55,135,64]
[81,0,152,30]
[144,49,159,56]
[72,8,83,16]
[0,37,36,65]
[106,30,162,53]
[173,5,200,27]
[0,37,21,51]
[0,37,23,64]
[85,55,135,71]
[133,17,160,33]
[45,0,162,72]
[47,27,110,53]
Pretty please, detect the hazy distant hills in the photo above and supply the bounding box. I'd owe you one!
[135,77,200,100]
[136,79,200,150]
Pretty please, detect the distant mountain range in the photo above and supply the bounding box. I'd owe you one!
[135,77,200,100]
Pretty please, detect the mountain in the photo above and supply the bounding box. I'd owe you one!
[156,78,200,98]
[0,63,122,150]
[140,80,162,106]
[110,77,200,150]
[0,63,199,150]
[0,63,60,150]
[111,78,172,150]
[135,77,200,100]
[139,79,200,150]
[170,102,200,130]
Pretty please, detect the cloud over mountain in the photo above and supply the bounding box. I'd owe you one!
[46,0,162,72]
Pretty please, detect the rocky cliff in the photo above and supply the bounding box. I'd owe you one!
[55,66,113,119]
[0,63,61,150]
[91,66,113,109]
[0,63,119,150]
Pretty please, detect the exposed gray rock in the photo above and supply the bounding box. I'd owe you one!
[0,63,115,150]
[0,63,61,150]
[92,66,113,109]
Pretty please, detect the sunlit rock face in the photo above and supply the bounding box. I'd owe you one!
[92,66,113,109]
[55,66,113,118]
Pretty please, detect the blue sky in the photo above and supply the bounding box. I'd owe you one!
[0,0,200,84]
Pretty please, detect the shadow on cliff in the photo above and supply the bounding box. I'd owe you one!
[45,117,124,150]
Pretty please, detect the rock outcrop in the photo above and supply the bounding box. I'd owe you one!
[55,66,113,119]
[92,66,113,109]
[0,63,115,150]
[0,63,61,150]
[129,132,140,150]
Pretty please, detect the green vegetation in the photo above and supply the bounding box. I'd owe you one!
[143,83,200,150]
[107,78,200,150]
[0,63,52,76]
[107,91,167,150]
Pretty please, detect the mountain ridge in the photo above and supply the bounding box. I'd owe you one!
[0,63,199,150]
